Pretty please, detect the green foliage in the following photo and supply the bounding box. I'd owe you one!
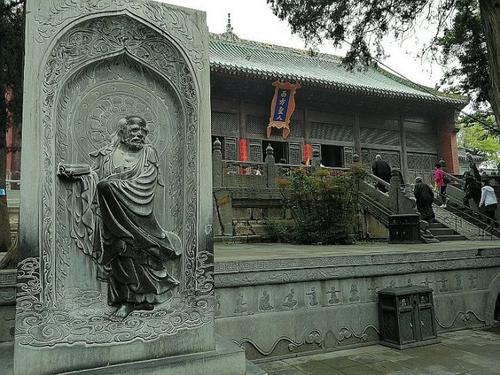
[267,0,453,68]
[438,0,490,107]
[458,113,500,161]
[0,0,24,126]
[270,167,361,245]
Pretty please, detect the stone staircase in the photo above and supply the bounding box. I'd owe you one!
[359,173,496,243]
[427,222,467,242]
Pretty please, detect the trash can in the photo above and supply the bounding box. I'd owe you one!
[388,214,420,243]
[378,285,439,349]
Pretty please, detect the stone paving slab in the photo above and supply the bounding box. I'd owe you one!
[256,329,500,375]
[215,240,500,262]
[2,329,499,374]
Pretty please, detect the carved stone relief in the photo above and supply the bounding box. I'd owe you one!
[16,14,212,347]
[33,0,208,72]
[282,288,298,310]
[306,288,319,307]
[349,283,360,302]
[258,291,273,311]
[326,286,341,305]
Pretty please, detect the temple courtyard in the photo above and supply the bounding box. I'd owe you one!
[257,328,500,375]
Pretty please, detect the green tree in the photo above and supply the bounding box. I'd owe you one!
[267,0,500,133]
[0,0,24,267]
[458,113,500,162]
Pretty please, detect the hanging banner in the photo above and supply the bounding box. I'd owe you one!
[303,143,312,166]
[239,138,248,161]
[267,81,300,139]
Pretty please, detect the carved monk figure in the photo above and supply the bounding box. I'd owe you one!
[58,115,181,319]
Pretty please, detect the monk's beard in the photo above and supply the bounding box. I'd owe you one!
[122,137,145,151]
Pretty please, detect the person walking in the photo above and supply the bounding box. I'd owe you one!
[463,172,481,208]
[433,163,448,208]
[372,154,391,192]
[479,180,498,228]
[414,177,435,223]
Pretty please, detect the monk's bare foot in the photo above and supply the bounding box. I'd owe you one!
[111,303,134,319]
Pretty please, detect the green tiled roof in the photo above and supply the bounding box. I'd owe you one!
[209,33,467,106]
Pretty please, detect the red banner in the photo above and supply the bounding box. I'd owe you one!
[239,138,247,161]
[267,81,300,139]
[304,143,312,165]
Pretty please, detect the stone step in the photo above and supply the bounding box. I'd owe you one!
[429,228,456,236]
[434,234,468,241]
[214,235,266,244]
[428,222,447,229]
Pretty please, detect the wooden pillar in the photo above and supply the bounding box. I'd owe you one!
[303,108,310,142]
[303,108,311,163]
[399,115,409,182]
[239,99,246,139]
[353,113,361,160]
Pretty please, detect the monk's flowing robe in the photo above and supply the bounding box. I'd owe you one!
[85,144,181,305]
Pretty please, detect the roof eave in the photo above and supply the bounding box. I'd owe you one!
[210,63,469,107]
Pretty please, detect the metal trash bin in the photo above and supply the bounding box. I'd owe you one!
[388,214,420,243]
[378,286,439,349]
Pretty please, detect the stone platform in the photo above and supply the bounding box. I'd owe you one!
[214,240,500,360]
[3,240,500,366]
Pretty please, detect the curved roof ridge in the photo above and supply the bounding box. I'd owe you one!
[209,32,344,63]
[208,32,468,106]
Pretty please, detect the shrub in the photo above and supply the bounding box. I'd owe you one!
[270,167,361,244]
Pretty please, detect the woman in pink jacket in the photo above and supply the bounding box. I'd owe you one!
[433,163,448,207]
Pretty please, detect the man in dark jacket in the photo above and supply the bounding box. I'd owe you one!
[463,172,481,208]
[372,154,391,192]
[414,177,435,222]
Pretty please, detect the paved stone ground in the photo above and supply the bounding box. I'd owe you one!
[1,329,498,374]
[256,329,500,375]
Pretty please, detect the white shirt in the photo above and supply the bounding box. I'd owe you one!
[480,186,498,206]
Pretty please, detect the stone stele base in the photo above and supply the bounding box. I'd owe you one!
[61,336,266,375]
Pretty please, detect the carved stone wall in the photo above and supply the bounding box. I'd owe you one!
[214,244,500,359]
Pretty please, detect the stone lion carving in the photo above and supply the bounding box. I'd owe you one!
[58,115,181,319]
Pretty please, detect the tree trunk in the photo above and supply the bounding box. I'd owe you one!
[479,0,500,130]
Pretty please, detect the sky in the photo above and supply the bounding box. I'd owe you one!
[160,0,444,87]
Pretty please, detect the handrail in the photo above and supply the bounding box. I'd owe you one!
[443,171,463,186]
[365,173,391,188]
[441,193,499,238]
[225,160,266,166]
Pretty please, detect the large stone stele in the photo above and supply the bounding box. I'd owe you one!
[14,1,255,374]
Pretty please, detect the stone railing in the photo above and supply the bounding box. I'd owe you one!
[5,179,20,190]
[213,139,278,189]
[212,138,349,190]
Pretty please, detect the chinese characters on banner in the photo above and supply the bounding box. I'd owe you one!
[267,81,300,139]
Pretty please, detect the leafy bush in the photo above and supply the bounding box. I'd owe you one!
[270,167,362,244]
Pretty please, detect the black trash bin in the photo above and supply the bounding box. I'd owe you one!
[378,285,439,349]
[388,214,420,244]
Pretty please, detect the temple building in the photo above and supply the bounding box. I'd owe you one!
[208,27,467,182]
